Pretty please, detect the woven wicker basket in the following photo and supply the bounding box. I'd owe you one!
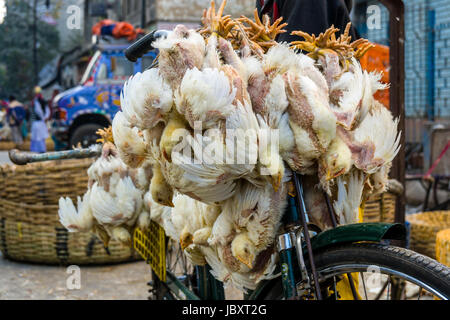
[436,229,450,267]
[0,158,140,265]
[17,138,54,152]
[0,141,16,150]
[407,211,450,258]
[0,159,93,205]
[363,192,397,223]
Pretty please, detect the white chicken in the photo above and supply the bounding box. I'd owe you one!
[153,25,206,89]
[329,58,389,130]
[283,71,337,174]
[317,96,400,196]
[112,111,148,168]
[120,68,173,130]
[339,104,401,175]
[59,136,151,246]
[244,44,296,120]
[175,67,236,129]
[169,193,221,250]
[89,176,143,244]
[210,176,288,270]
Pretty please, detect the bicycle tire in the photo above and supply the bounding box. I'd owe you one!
[259,243,450,300]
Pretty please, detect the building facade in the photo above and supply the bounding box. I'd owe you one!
[353,0,450,121]
[119,0,255,30]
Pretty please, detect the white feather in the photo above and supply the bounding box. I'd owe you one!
[353,106,401,172]
[175,67,236,129]
[58,190,94,232]
[333,171,365,225]
[111,111,147,167]
[121,68,173,129]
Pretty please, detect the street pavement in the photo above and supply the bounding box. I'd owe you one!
[0,151,12,165]
[0,252,151,300]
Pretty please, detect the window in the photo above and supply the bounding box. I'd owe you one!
[127,0,131,14]
[111,56,134,79]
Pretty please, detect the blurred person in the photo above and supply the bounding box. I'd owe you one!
[30,86,50,153]
[0,99,8,111]
[0,100,6,129]
[48,87,65,151]
[48,87,60,118]
[6,95,26,145]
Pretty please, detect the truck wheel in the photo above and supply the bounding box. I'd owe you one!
[70,124,103,148]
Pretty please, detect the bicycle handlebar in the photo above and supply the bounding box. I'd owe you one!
[125,30,169,62]
[8,145,102,165]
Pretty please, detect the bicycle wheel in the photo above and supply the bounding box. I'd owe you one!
[260,243,450,300]
[148,237,197,300]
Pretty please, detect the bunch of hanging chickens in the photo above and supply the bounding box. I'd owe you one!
[58,1,400,292]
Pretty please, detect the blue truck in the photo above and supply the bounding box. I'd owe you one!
[51,41,156,149]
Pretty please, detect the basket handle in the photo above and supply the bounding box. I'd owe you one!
[8,145,102,165]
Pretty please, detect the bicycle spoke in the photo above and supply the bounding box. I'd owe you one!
[374,280,389,300]
[360,272,368,300]
[333,276,337,300]
[347,273,359,300]
[417,286,422,300]
[387,276,391,300]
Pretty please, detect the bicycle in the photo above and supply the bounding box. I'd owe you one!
[123,31,450,300]
[8,31,450,299]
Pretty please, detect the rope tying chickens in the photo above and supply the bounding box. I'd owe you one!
[58,0,400,292]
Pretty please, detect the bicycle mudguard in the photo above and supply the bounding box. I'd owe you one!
[309,222,406,252]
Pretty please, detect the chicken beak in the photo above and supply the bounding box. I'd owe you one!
[101,238,110,248]
[166,199,175,208]
[162,149,172,162]
[326,170,333,181]
[287,181,296,197]
[326,168,345,181]
[180,234,193,250]
[271,173,282,192]
[122,237,132,248]
[94,225,110,248]
[236,254,254,270]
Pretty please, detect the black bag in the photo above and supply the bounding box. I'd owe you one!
[256,0,358,43]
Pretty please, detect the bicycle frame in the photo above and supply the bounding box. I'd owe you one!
[152,173,406,301]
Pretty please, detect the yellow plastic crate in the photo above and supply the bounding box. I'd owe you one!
[133,222,166,282]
